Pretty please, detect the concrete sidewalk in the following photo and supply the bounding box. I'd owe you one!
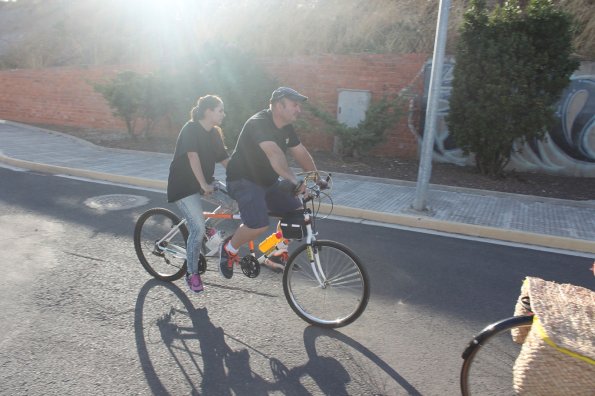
[1,120,594,254]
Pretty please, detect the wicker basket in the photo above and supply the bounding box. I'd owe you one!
[512,277,595,395]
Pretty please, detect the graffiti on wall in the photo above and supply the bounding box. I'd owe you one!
[419,59,595,177]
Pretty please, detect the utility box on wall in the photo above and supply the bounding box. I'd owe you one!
[335,89,371,154]
[337,89,371,127]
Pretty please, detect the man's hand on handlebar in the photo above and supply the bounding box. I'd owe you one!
[294,178,307,195]
[280,172,330,196]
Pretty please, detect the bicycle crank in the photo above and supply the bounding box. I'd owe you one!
[240,255,260,278]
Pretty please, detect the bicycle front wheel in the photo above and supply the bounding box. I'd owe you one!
[460,315,534,396]
[283,240,370,328]
[134,208,188,281]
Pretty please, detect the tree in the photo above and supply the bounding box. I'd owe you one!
[447,0,579,177]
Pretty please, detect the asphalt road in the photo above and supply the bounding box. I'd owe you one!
[0,167,592,395]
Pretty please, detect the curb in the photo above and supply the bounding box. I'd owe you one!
[4,119,593,208]
[318,204,595,254]
[3,153,593,255]
[0,155,166,190]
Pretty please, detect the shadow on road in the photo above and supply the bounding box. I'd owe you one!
[134,279,420,395]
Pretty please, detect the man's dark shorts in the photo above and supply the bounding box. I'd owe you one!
[227,178,301,228]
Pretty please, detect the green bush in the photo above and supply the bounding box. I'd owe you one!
[447,0,579,177]
[309,95,406,158]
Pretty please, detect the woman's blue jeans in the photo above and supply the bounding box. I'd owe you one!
[175,189,236,274]
[176,193,206,275]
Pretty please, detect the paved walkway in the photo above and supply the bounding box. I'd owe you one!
[1,120,594,254]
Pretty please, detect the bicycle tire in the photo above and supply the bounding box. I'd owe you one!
[283,240,370,328]
[460,315,534,396]
[134,208,188,281]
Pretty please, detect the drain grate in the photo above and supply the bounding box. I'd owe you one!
[84,194,149,211]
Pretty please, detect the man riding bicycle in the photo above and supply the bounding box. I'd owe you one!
[219,87,319,279]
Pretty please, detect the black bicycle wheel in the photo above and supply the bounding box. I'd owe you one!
[134,208,188,281]
[283,240,370,328]
[460,315,534,396]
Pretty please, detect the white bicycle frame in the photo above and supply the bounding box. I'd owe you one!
[154,213,243,260]
[154,174,330,288]
[153,218,188,260]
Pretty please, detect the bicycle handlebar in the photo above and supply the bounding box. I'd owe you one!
[283,171,330,192]
[297,171,332,204]
[215,171,332,205]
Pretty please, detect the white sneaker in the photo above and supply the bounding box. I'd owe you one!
[205,231,224,256]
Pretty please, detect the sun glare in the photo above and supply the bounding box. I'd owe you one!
[104,0,209,60]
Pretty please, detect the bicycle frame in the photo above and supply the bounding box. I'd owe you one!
[152,184,329,288]
[153,213,241,260]
[239,194,329,288]
[153,218,188,259]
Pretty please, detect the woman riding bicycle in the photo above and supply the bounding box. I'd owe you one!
[167,95,234,294]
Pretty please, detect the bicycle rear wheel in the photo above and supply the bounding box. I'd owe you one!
[283,240,370,328]
[460,315,534,395]
[134,208,188,281]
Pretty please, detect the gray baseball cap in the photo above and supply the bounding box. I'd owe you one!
[270,87,308,103]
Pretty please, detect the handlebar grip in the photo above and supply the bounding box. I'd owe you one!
[317,176,330,190]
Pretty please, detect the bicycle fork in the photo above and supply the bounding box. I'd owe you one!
[304,221,328,289]
[305,245,326,288]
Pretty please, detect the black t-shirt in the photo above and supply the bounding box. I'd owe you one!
[226,109,300,187]
[167,121,228,202]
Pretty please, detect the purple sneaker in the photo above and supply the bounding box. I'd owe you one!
[186,273,204,294]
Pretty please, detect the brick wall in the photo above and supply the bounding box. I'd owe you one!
[0,64,152,131]
[259,54,427,157]
[0,54,428,158]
